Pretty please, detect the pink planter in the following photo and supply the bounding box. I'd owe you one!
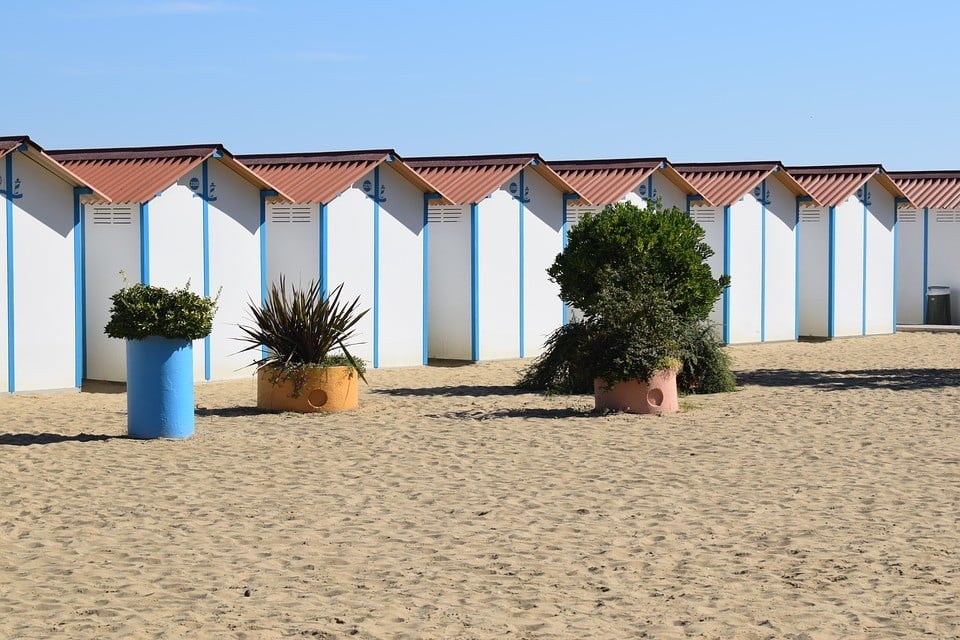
[594,368,679,414]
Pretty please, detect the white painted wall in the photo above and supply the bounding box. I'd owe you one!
[797,205,829,337]
[0,186,7,391]
[864,178,895,335]
[478,186,521,360]
[650,172,688,211]
[327,181,375,365]
[521,168,564,357]
[266,202,319,289]
[833,195,866,337]
[84,203,141,381]
[727,192,762,343]
[206,159,262,379]
[427,203,471,359]
[9,154,77,391]
[764,177,798,342]
[377,163,425,368]
[926,207,960,324]
[895,206,924,324]
[689,205,725,329]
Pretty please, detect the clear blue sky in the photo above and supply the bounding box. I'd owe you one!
[4,1,958,169]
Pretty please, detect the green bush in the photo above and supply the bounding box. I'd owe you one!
[676,319,737,394]
[517,320,593,394]
[105,282,218,341]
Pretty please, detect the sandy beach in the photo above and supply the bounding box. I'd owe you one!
[1,332,958,639]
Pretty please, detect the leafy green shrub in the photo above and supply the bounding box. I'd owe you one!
[236,277,369,384]
[105,282,218,341]
[517,320,593,393]
[676,319,736,394]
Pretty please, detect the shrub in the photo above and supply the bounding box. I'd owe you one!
[676,319,736,394]
[105,281,218,341]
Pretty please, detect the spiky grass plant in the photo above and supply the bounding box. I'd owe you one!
[237,277,369,394]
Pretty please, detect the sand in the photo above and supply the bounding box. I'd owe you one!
[1,332,958,639]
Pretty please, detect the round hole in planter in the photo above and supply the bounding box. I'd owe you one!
[594,368,679,415]
[257,365,359,413]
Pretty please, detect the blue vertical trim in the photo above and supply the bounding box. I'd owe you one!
[422,194,441,365]
[922,206,929,323]
[518,170,525,358]
[201,161,211,381]
[828,206,837,338]
[4,154,14,392]
[74,188,92,387]
[470,203,480,361]
[139,202,150,285]
[320,203,329,299]
[646,175,654,203]
[893,199,908,331]
[861,185,869,336]
[372,166,381,369]
[258,190,275,361]
[794,197,808,340]
[561,193,578,326]
[722,204,731,344]
[760,180,767,342]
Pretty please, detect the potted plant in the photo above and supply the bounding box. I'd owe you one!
[237,277,368,412]
[105,280,218,438]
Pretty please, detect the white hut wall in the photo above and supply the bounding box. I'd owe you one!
[477,185,521,360]
[797,205,829,337]
[832,195,866,337]
[376,163,425,368]
[651,172,688,210]
[326,182,375,365]
[727,192,763,343]
[521,168,564,357]
[894,205,923,324]
[206,159,262,379]
[688,205,725,330]
[763,177,798,341]
[265,202,320,289]
[426,202,472,360]
[148,170,205,380]
[926,206,960,323]
[863,178,895,335]
[8,154,77,391]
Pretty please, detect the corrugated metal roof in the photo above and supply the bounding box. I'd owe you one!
[887,171,960,209]
[674,162,811,207]
[0,135,110,201]
[786,165,909,207]
[550,157,701,206]
[237,149,453,204]
[405,154,581,205]
[48,144,291,204]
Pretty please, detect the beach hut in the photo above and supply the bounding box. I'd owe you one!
[887,171,960,325]
[404,154,580,361]
[48,144,291,383]
[673,162,813,344]
[0,136,108,393]
[787,165,910,338]
[237,150,452,368]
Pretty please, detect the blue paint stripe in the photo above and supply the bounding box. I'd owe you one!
[74,188,91,387]
[760,180,767,342]
[422,194,441,365]
[5,155,14,392]
[722,204,731,345]
[471,203,480,361]
[794,197,802,340]
[258,191,271,361]
[139,202,150,285]
[828,206,837,338]
[372,167,380,369]
[861,185,868,336]
[518,169,525,358]
[202,161,211,381]
[320,203,329,299]
[922,207,929,323]
[562,194,570,325]
[893,200,903,332]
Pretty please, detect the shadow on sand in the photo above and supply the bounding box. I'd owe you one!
[736,367,960,392]
[0,432,124,447]
[373,385,523,398]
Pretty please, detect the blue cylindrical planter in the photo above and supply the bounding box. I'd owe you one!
[126,337,195,439]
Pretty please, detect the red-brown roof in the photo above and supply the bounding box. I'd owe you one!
[0,135,111,201]
[48,144,291,204]
[237,150,453,204]
[405,154,580,205]
[887,171,960,209]
[673,161,812,207]
[550,158,700,206]
[787,165,909,207]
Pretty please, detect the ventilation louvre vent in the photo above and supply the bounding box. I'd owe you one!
[271,205,313,224]
[898,208,919,223]
[800,209,823,223]
[934,210,960,224]
[566,205,598,226]
[427,205,465,223]
[91,205,134,225]
[689,207,719,224]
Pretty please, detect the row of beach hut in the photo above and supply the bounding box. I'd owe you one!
[1,133,957,393]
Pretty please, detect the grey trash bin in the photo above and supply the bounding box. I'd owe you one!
[926,286,952,325]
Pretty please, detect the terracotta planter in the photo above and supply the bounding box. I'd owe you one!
[594,368,679,415]
[257,365,359,412]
